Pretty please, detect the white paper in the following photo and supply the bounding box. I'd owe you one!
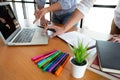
[58,31,96,48]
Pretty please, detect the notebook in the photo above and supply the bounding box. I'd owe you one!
[0,2,48,46]
[96,40,120,74]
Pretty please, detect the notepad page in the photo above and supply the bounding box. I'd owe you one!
[58,31,96,48]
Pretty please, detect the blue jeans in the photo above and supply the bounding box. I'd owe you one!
[52,13,78,27]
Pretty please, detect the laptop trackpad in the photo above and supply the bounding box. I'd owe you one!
[31,28,48,44]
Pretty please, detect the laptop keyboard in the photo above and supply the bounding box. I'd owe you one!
[13,29,36,43]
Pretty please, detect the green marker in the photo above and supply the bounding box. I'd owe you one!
[37,51,61,68]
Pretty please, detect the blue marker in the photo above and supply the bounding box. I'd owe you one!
[42,53,64,71]
[48,53,67,72]
[47,53,66,72]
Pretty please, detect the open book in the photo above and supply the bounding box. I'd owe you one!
[58,31,96,48]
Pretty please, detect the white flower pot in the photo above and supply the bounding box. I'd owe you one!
[70,57,88,78]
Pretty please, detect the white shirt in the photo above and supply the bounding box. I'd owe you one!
[114,0,120,29]
[76,0,94,15]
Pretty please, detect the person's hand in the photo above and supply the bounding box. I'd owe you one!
[108,34,120,43]
[42,25,65,38]
[33,8,48,24]
[40,17,50,27]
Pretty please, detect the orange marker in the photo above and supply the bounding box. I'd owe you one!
[55,55,71,76]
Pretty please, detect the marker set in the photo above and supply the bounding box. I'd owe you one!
[31,50,71,76]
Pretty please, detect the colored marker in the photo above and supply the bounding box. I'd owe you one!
[55,55,71,76]
[41,53,61,69]
[31,50,57,61]
[34,50,58,64]
[51,54,69,74]
[37,51,61,68]
[42,53,64,72]
[48,53,67,72]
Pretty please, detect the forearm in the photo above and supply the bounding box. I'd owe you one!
[37,6,45,19]
[63,0,94,32]
[46,2,62,12]
[38,5,44,10]
[63,9,84,32]
[37,2,62,19]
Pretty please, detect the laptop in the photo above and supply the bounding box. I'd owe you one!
[0,2,48,46]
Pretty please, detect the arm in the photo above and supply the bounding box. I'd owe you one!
[42,9,84,38]
[43,0,94,38]
[33,0,45,24]
[46,2,62,12]
[38,1,62,18]
[64,0,94,32]
[33,2,62,24]
[37,6,44,19]
[63,9,84,32]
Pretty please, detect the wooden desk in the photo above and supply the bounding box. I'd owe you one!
[0,20,109,80]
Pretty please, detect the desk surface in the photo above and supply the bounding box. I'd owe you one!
[0,20,109,80]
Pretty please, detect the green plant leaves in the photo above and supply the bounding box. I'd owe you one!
[71,41,90,65]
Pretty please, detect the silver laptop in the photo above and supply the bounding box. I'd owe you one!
[0,2,48,46]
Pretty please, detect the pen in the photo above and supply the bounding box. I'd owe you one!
[51,53,69,74]
[38,26,56,32]
[87,45,96,50]
[31,50,57,61]
[55,55,71,76]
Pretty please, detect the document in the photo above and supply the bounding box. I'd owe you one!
[58,31,96,48]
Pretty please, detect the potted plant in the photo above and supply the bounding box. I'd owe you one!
[70,41,90,78]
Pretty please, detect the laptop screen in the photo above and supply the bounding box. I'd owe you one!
[0,3,20,40]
